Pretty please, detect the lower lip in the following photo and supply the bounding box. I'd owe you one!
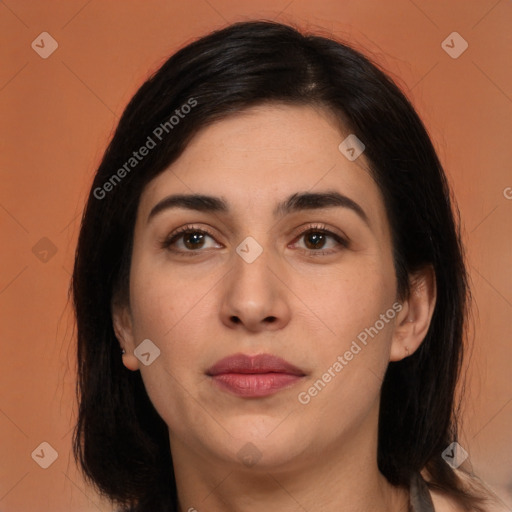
[210,373,303,397]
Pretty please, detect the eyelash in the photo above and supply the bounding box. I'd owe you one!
[160,223,349,257]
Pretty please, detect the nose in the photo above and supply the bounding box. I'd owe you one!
[219,248,292,333]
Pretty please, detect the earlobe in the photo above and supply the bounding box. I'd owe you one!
[389,265,437,362]
[112,302,140,371]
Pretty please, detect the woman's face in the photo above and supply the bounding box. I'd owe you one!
[115,103,407,472]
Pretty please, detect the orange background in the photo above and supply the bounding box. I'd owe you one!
[1,1,511,511]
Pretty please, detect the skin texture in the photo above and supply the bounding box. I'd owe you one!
[113,104,437,512]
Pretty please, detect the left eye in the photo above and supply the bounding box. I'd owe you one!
[292,229,347,254]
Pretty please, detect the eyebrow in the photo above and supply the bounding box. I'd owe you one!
[147,190,370,227]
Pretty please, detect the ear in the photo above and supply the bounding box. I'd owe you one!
[111,300,140,371]
[389,265,437,362]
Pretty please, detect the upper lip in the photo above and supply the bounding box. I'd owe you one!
[206,353,306,376]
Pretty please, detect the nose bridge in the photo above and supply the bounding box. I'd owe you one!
[220,231,290,331]
[232,232,274,295]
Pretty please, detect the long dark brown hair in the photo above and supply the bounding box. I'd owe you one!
[72,20,490,511]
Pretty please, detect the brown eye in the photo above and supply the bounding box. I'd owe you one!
[303,231,329,250]
[161,226,220,255]
[292,225,349,256]
[181,231,208,250]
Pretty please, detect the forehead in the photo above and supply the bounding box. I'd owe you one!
[138,104,388,235]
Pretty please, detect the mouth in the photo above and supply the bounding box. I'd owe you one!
[206,353,306,398]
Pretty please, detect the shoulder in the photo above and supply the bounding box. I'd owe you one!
[424,468,511,512]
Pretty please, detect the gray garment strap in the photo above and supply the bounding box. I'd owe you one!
[409,472,436,512]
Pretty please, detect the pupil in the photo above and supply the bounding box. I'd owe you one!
[306,233,324,249]
[185,232,204,249]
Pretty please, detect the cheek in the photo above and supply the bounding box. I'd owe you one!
[127,267,209,426]
[128,257,222,379]
[128,255,207,340]
[290,262,397,419]
[295,270,396,429]
[292,258,397,352]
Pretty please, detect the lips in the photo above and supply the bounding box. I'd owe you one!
[206,353,305,376]
[206,353,306,398]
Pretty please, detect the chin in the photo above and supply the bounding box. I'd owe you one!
[223,426,306,469]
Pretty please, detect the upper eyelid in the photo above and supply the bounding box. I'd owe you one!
[168,223,343,239]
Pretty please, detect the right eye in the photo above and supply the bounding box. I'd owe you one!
[160,225,222,255]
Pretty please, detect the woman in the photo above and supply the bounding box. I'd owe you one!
[71,20,506,512]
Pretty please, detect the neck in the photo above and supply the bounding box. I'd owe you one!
[171,404,409,512]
